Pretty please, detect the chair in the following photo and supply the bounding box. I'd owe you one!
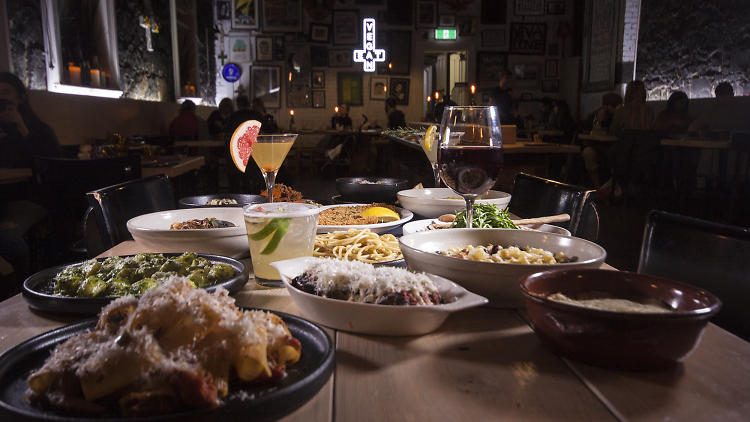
[86,174,175,253]
[638,210,750,341]
[610,129,669,206]
[507,173,599,241]
[727,132,750,226]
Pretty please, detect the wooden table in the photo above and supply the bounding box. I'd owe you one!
[4,241,749,421]
[578,133,618,143]
[173,139,224,148]
[0,167,32,185]
[661,139,731,149]
[141,155,205,178]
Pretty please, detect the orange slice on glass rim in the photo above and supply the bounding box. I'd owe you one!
[229,120,262,172]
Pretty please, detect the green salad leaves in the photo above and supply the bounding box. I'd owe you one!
[452,203,520,229]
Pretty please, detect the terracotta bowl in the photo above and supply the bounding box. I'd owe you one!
[519,269,722,371]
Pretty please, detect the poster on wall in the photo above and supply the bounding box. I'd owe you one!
[510,22,546,55]
[476,52,508,88]
[389,78,409,105]
[582,0,617,92]
[228,33,251,62]
[333,10,359,45]
[252,66,281,108]
[232,0,259,28]
[337,72,363,105]
[263,0,302,32]
[514,0,544,16]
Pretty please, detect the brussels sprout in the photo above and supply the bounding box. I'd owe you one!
[80,259,102,276]
[102,256,123,267]
[80,276,107,297]
[175,253,197,266]
[131,278,158,295]
[137,264,157,279]
[116,268,136,283]
[208,263,235,282]
[187,269,209,287]
[54,274,83,296]
[134,253,156,262]
[160,260,188,276]
[105,278,132,296]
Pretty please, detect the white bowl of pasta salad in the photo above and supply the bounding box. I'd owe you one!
[397,188,510,219]
[399,228,607,308]
[270,257,488,336]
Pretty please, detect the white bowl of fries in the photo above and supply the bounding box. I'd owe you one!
[397,188,511,219]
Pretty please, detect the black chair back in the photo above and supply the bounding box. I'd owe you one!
[611,129,669,199]
[638,210,750,341]
[86,174,175,251]
[507,173,599,241]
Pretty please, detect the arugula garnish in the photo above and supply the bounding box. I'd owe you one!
[452,203,520,229]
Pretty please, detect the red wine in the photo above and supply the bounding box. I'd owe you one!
[439,146,503,195]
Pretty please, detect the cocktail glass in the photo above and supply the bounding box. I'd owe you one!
[253,134,297,202]
[417,127,441,187]
[438,106,503,229]
[243,202,322,288]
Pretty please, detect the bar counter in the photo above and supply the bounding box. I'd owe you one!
[1,240,749,421]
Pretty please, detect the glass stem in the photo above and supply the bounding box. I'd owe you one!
[465,197,476,228]
[262,169,278,203]
[431,163,440,187]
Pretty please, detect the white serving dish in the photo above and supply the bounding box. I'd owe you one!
[270,257,488,336]
[401,219,571,236]
[396,188,511,219]
[127,207,249,258]
[399,228,606,308]
[316,204,413,234]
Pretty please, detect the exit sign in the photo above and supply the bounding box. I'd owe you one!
[435,29,456,40]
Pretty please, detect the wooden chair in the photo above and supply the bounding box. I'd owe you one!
[507,173,599,241]
[638,210,750,341]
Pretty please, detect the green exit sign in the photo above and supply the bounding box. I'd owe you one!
[435,29,456,40]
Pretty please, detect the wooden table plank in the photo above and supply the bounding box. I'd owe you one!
[578,134,618,143]
[141,156,205,178]
[660,139,731,149]
[334,308,617,422]
[0,167,32,185]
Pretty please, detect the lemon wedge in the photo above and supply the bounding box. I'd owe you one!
[361,207,401,222]
[424,125,437,152]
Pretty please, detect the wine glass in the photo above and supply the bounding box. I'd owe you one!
[417,126,440,187]
[253,134,297,203]
[438,106,503,228]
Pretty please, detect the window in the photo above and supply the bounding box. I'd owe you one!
[171,0,200,101]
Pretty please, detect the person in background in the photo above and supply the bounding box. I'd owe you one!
[207,97,234,137]
[689,82,750,132]
[432,93,457,123]
[331,103,352,129]
[583,92,623,133]
[552,100,576,142]
[489,69,513,124]
[539,97,556,129]
[251,97,278,134]
[654,91,693,135]
[385,97,406,129]
[506,100,525,130]
[168,100,209,140]
[608,80,654,137]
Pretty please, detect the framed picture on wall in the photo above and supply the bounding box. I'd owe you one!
[514,0,544,16]
[252,66,281,108]
[389,78,410,105]
[312,70,325,88]
[542,79,560,92]
[275,49,285,61]
[263,0,302,32]
[313,90,326,108]
[337,72,363,105]
[333,10,359,45]
[370,76,388,100]
[458,16,477,36]
[545,60,558,78]
[510,22,546,55]
[310,24,330,43]
[438,15,456,27]
[232,0,259,29]
[255,36,273,62]
[229,33,251,62]
[512,62,541,89]
[376,31,411,75]
[582,0,617,92]
[328,49,353,67]
[217,1,231,20]
[476,52,508,88]
[415,1,437,29]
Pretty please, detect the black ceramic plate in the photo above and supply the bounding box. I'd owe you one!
[22,254,249,316]
[335,177,409,203]
[179,194,269,208]
[0,309,334,422]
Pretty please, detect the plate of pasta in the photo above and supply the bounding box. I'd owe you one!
[0,278,335,422]
[316,204,413,234]
[314,228,404,266]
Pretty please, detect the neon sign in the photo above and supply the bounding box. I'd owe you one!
[353,18,385,72]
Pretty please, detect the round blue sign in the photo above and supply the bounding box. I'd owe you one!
[222,63,241,83]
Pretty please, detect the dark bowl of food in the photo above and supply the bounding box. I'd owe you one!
[519,269,722,371]
[335,177,409,203]
[179,194,268,208]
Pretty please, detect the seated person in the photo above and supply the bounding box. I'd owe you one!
[168,100,209,140]
[432,94,457,123]
[552,100,576,143]
[582,92,623,133]
[331,104,353,129]
[206,97,234,137]
[385,97,406,129]
[251,97,279,134]
[690,82,750,132]
[654,91,693,135]
[539,97,556,129]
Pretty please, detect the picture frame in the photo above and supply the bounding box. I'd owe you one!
[328,49,353,67]
[548,43,559,56]
[274,36,284,48]
[547,1,566,15]
[542,79,560,93]
[377,31,411,75]
[370,76,388,100]
[312,70,325,88]
[216,1,231,20]
[545,60,558,78]
[438,15,456,27]
[582,0,618,92]
[415,1,438,29]
[333,10,359,45]
[458,16,477,36]
[251,66,281,108]
[337,72,363,106]
[313,90,326,108]
[389,78,410,105]
[232,0,259,29]
[514,0,544,16]
[228,33,251,62]
[263,0,302,32]
[275,49,285,61]
[481,29,506,48]
[476,52,508,88]
[311,46,328,67]
[481,0,507,25]
[255,36,273,62]
[310,24,331,43]
[512,62,541,89]
[286,44,313,107]
[510,22,547,55]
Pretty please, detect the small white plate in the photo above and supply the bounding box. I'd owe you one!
[271,257,488,336]
[402,219,572,236]
[316,204,413,234]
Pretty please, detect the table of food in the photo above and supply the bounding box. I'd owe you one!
[1,121,749,421]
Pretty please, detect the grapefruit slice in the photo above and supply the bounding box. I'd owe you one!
[230,120,262,172]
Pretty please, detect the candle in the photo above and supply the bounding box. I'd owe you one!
[335,106,339,113]
[90,69,100,88]
[190,86,195,96]
[290,110,294,116]
[471,85,476,94]
[69,65,81,86]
